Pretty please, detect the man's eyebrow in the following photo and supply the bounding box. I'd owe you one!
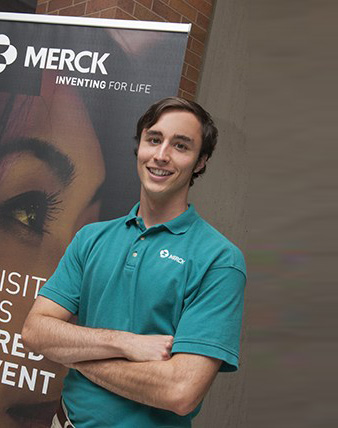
[144,130,163,137]
[0,137,75,186]
[145,130,194,144]
[173,134,194,144]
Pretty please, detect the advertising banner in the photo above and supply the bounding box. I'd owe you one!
[0,13,190,427]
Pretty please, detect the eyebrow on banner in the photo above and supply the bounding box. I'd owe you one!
[0,137,75,186]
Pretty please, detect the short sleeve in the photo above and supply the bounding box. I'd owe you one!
[38,233,83,314]
[172,267,246,372]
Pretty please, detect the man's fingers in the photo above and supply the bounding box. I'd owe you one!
[161,350,171,360]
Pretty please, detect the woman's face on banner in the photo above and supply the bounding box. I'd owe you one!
[0,73,105,427]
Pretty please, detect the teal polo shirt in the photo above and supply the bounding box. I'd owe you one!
[39,203,246,428]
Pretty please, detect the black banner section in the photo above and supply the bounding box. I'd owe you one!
[0,14,189,427]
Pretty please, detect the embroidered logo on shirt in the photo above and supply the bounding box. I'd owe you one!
[160,249,185,265]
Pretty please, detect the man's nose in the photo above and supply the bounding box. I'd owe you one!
[154,142,170,163]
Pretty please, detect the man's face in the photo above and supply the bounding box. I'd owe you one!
[137,110,206,203]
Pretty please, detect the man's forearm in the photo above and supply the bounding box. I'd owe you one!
[73,353,220,416]
[22,310,173,364]
[73,358,178,412]
[22,314,130,364]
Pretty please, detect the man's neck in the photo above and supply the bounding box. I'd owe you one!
[138,191,188,229]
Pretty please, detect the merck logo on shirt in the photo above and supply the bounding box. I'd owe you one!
[160,249,185,265]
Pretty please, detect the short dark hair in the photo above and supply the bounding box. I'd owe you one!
[135,97,218,186]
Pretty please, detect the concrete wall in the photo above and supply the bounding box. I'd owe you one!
[246,1,336,427]
[194,1,336,426]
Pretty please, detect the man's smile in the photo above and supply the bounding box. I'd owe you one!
[147,167,174,177]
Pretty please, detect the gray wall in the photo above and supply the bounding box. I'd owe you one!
[191,0,249,426]
[192,0,336,427]
[246,1,336,427]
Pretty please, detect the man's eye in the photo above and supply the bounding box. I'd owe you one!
[175,143,187,151]
[149,138,161,145]
[0,190,61,236]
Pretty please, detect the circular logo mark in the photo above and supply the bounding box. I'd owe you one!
[0,35,18,73]
[160,249,169,258]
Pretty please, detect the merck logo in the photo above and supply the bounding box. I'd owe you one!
[24,46,110,75]
[160,249,185,265]
[160,249,170,258]
[0,34,110,75]
[0,35,18,73]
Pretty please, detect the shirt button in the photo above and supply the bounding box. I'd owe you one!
[140,236,145,241]
[136,220,139,226]
[132,251,138,257]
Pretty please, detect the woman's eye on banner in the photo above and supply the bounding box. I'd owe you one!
[0,190,62,237]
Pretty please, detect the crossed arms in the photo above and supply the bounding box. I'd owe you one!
[22,296,221,416]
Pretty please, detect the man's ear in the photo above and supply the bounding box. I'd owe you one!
[194,154,207,173]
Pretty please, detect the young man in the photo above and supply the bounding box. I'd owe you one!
[22,97,246,428]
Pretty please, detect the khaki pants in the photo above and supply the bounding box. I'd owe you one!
[50,414,63,428]
[50,399,75,428]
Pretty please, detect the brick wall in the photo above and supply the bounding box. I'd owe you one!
[36,0,215,99]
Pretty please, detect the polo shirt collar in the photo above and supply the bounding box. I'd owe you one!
[125,202,199,235]
[125,202,141,225]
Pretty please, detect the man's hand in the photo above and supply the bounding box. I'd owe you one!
[122,334,173,362]
[64,334,173,369]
